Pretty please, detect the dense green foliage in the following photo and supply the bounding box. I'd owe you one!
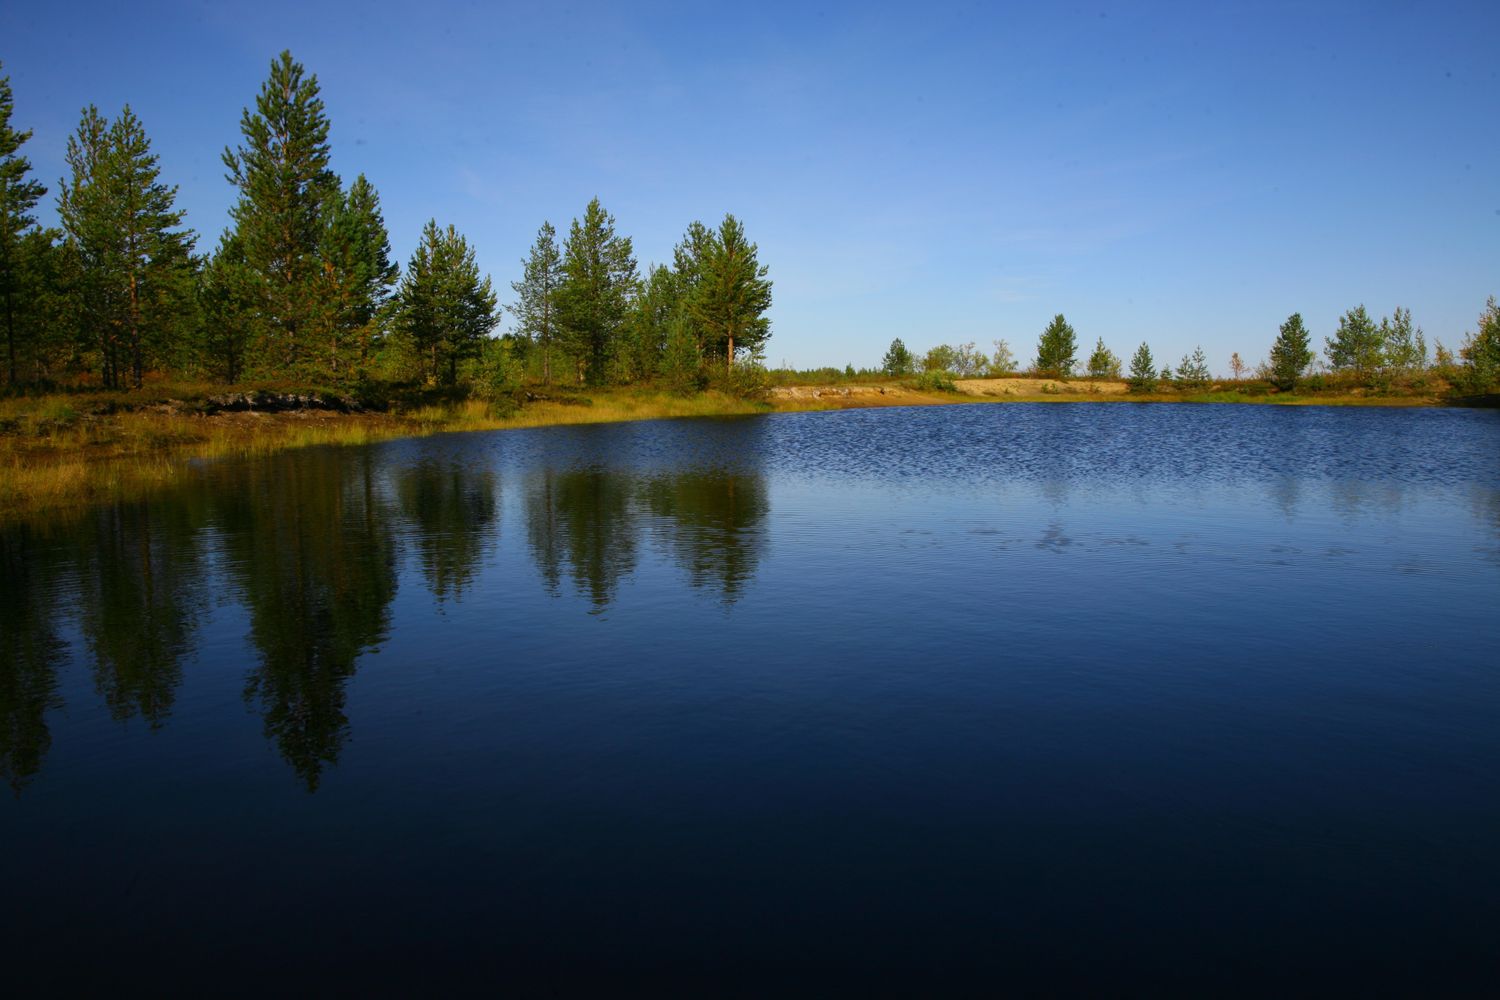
[317,174,398,378]
[510,222,561,384]
[1459,297,1500,392]
[222,51,338,376]
[1176,346,1211,389]
[918,341,989,377]
[881,337,913,376]
[59,105,196,388]
[1087,337,1121,378]
[556,198,637,386]
[1268,313,1313,390]
[392,222,497,386]
[1127,342,1157,392]
[1325,305,1385,377]
[1033,314,1077,377]
[688,214,773,374]
[1,63,49,387]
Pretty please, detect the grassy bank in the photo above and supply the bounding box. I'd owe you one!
[0,376,1464,524]
[0,386,785,522]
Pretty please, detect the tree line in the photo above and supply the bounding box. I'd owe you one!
[880,302,1500,394]
[0,53,774,396]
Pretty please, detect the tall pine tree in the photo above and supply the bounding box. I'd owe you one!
[510,221,562,384]
[671,220,713,357]
[222,51,338,376]
[0,63,48,386]
[1325,305,1383,377]
[198,231,256,383]
[58,105,196,388]
[689,214,772,373]
[1033,314,1077,377]
[556,198,637,385]
[1127,342,1157,392]
[1269,312,1313,391]
[622,263,680,383]
[316,174,397,378]
[393,221,497,386]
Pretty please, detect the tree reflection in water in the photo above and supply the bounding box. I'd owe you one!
[395,459,499,605]
[211,448,397,791]
[639,471,768,605]
[525,467,639,613]
[0,525,65,794]
[75,498,208,729]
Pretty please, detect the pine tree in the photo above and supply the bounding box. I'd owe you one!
[510,221,562,384]
[1033,314,1077,377]
[1325,305,1384,378]
[9,228,67,382]
[198,231,257,383]
[621,263,679,383]
[556,198,637,385]
[1086,337,1120,378]
[315,174,397,378]
[671,220,713,355]
[1127,342,1156,392]
[1383,306,1425,375]
[0,63,48,386]
[881,337,913,376]
[222,51,338,375]
[1176,346,1211,389]
[393,221,497,385]
[1269,312,1313,391]
[689,214,772,373]
[58,105,196,388]
[659,310,703,394]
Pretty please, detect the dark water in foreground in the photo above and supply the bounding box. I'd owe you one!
[3,403,1499,991]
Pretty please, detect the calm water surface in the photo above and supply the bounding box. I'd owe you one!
[4,403,1499,990]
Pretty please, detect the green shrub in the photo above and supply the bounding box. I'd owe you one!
[710,361,771,399]
[911,371,957,392]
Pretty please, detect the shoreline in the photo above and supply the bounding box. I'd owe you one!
[0,379,1464,524]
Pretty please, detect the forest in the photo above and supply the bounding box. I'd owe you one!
[0,52,773,402]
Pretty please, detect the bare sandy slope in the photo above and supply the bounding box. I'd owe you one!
[769,384,916,401]
[954,377,1128,396]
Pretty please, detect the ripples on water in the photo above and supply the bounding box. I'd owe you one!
[3,403,1498,990]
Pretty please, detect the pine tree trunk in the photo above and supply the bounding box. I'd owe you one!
[727,333,734,372]
[542,315,551,385]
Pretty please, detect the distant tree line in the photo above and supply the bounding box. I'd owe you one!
[880,302,1500,396]
[0,53,774,397]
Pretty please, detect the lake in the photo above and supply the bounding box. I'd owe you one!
[4,402,1499,991]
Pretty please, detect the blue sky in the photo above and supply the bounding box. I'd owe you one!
[3,0,1496,372]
